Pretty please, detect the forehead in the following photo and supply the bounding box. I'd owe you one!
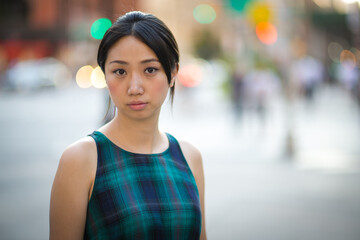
[106,35,158,61]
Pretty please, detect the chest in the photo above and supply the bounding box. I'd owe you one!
[86,153,201,239]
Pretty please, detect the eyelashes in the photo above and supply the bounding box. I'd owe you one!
[113,69,126,75]
[144,67,159,74]
[112,67,159,76]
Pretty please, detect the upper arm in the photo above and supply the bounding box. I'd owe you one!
[179,140,207,240]
[49,137,97,240]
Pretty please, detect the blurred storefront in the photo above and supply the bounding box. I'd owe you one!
[0,0,359,93]
[0,0,137,73]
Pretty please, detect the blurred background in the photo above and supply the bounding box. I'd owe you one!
[0,0,360,239]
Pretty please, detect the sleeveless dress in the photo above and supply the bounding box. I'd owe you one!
[84,131,202,240]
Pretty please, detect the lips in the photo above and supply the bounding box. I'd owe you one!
[127,101,148,110]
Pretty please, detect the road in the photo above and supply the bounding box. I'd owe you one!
[0,84,359,240]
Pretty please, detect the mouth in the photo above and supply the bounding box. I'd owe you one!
[127,101,148,110]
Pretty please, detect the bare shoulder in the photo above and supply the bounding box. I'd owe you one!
[50,137,97,239]
[178,140,202,161]
[52,136,97,201]
[58,136,97,176]
[178,140,203,177]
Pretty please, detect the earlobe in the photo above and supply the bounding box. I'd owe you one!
[170,77,176,88]
[170,63,179,88]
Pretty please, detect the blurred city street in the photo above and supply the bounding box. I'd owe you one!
[1,0,360,239]
[0,83,359,240]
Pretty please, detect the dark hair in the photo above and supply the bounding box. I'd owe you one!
[98,11,179,103]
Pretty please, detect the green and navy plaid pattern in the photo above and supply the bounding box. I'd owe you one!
[84,131,201,240]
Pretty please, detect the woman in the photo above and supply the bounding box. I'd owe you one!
[50,11,206,240]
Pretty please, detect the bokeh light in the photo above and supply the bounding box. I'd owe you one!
[227,0,252,12]
[328,42,344,63]
[178,64,203,87]
[91,18,112,40]
[256,22,277,45]
[91,66,107,88]
[193,4,217,24]
[248,2,272,24]
[340,50,356,68]
[76,65,93,88]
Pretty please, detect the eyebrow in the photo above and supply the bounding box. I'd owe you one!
[109,59,160,65]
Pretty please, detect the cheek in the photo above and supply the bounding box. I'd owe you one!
[153,78,170,93]
[155,83,168,93]
[106,79,120,95]
[105,72,119,93]
[107,81,116,93]
[106,82,123,103]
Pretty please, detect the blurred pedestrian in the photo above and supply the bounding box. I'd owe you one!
[50,11,206,240]
[230,66,245,123]
[337,59,359,99]
[291,55,324,102]
[242,63,281,123]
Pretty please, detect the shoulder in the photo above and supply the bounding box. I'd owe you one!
[50,137,97,239]
[177,139,204,179]
[178,140,202,164]
[61,136,96,163]
[57,136,97,178]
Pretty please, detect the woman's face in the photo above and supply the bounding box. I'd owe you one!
[104,36,177,121]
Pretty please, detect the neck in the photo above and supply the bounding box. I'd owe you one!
[105,112,165,154]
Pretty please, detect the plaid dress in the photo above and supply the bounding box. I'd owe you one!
[84,131,201,239]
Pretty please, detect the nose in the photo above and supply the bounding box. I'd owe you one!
[127,73,144,96]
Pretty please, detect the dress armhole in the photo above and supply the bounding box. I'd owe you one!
[166,133,199,194]
[87,133,100,202]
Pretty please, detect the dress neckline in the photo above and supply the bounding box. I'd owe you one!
[93,130,171,156]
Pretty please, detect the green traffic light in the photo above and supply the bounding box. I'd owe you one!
[91,18,112,40]
[227,0,252,13]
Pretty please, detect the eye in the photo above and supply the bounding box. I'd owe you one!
[114,69,126,76]
[145,67,158,74]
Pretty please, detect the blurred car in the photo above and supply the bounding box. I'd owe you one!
[2,57,71,91]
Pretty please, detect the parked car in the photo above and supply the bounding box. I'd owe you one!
[2,57,71,91]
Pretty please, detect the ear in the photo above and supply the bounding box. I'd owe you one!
[170,63,179,88]
[170,78,175,88]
